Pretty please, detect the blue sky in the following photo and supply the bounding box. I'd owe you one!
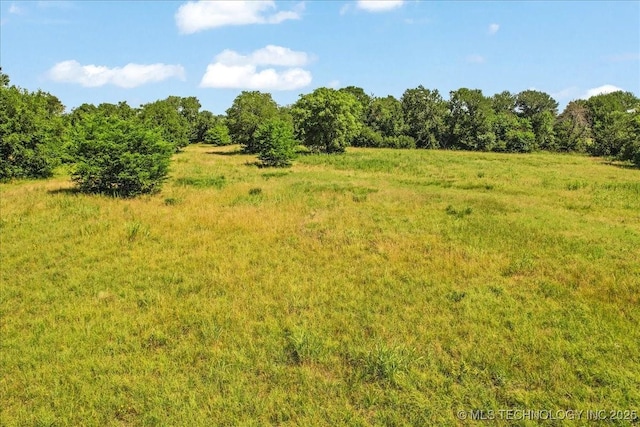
[1,1,638,114]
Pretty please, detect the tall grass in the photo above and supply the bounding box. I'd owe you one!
[1,145,639,425]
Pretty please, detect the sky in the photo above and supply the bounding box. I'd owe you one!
[1,0,638,114]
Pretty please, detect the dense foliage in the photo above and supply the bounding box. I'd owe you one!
[254,118,297,167]
[0,73,66,180]
[292,87,363,153]
[1,66,638,191]
[69,114,173,197]
[225,91,280,154]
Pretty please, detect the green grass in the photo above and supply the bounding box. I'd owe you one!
[1,145,639,426]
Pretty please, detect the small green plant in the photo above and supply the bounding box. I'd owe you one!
[249,187,262,196]
[163,197,182,206]
[125,221,149,242]
[445,205,473,218]
[447,290,466,303]
[175,176,226,189]
[566,181,588,191]
[284,328,323,365]
[351,344,412,385]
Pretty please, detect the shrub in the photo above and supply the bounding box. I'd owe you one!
[352,126,384,147]
[0,85,66,180]
[203,123,232,146]
[255,118,297,168]
[69,115,173,197]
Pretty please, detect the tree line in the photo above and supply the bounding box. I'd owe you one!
[1,68,638,197]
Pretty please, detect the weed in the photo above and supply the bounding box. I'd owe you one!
[284,328,323,365]
[163,197,182,206]
[350,344,413,385]
[447,290,466,303]
[175,175,226,189]
[566,181,588,191]
[445,205,473,218]
[125,221,149,242]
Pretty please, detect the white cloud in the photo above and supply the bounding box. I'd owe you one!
[200,45,312,90]
[48,60,185,88]
[216,45,311,67]
[552,86,579,100]
[581,84,624,99]
[328,80,341,88]
[9,3,24,14]
[488,23,499,34]
[175,0,303,34]
[356,0,404,12]
[466,54,485,64]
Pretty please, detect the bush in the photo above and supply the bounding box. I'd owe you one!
[69,115,173,197]
[203,123,232,146]
[255,118,297,168]
[0,85,66,180]
[352,126,384,147]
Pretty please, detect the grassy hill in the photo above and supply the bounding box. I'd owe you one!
[1,145,639,426]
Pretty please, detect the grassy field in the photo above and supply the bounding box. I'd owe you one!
[1,145,639,426]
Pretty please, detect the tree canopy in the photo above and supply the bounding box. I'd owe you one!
[226,91,280,154]
[292,87,363,154]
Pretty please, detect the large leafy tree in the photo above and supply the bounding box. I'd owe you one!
[491,91,517,114]
[554,100,593,152]
[139,96,193,151]
[226,91,280,153]
[401,86,447,148]
[0,80,66,180]
[367,95,405,137]
[493,112,536,152]
[515,90,558,150]
[446,88,496,151]
[618,108,640,167]
[586,91,639,156]
[69,114,173,197]
[292,87,362,153]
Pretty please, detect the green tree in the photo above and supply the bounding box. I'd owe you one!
[195,110,227,143]
[178,96,202,144]
[292,87,363,153]
[618,108,640,167]
[139,97,191,151]
[255,118,297,167]
[401,86,447,148]
[586,91,639,156]
[226,91,280,153]
[204,122,232,146]
[352,126,384,148]
[491,91,516,114]
[515,90,558,150]
[69,114,173,197]
[493,112,536,152]
[446,88,496,151]
[367,95,405,137]
[0,68,9,87]
[554,100,593,152]
[0,83,66,180]
[338,86,372,111]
